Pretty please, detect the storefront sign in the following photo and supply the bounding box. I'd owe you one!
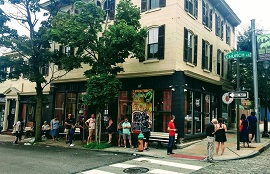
[195,99,200,107]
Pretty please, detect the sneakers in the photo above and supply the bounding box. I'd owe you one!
[70,144,75,147]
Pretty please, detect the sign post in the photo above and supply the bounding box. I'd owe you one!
[225,51,251,150]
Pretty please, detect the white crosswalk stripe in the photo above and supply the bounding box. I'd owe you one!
[78,157,206,174]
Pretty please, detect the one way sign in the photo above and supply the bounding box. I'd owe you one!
[228,91,249,99]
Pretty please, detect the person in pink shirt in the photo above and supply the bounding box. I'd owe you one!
[167,115,177,155]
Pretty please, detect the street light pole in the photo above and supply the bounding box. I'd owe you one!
[262,60,269,137]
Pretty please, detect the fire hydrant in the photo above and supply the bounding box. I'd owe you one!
[138,132,144,152]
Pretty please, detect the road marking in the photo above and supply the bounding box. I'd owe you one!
[133,157,203,170]
[110,163,137,168]
[148,169,183,174]
[81,169,115,174]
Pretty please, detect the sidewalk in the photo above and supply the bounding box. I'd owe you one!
[1,127,270,161]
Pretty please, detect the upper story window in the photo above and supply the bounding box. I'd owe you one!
[184,0,198,19]
[226,24,231,45]
[202,0,212,29]
[103,0,115,20]
[184,27,197,65]
[40,64,49,76]
[217,49,224,76]
[202,39,213,71]
[215,14,224,39]
[141,0,166,12]
[0,67,7,80]
[146,25,165,60]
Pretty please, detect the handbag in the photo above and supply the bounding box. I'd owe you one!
[239,122,243,132]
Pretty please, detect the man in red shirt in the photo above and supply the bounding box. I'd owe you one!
[167,115,177,155]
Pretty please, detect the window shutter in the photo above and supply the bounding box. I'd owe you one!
[221,52,224,77]
[159,0,166,7]
[209,45,213,72]
[184,27,188,62]
[202,0,205,24]
[209,9,212,29]
[221,20,224,39]
[215,14,218,36]
[70,47,74,56]
[59,45,64,54]
[193,35,198,66]
[109,0,115,20]
[141,0,147,12]
[158,25,165,59]
[194,0,198,18]
[202,39,205,69]
[184,0,189,11]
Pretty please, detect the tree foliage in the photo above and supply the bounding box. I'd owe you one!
[0,0,82,141]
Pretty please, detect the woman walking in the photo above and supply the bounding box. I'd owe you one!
[50,116,60,142]
[240,114,249,147]
[215,118,227,156]
[106,116,114,144]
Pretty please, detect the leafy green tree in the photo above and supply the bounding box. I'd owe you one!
[48,0,147,143]
[229,26,267,109]
[0,0,81,141]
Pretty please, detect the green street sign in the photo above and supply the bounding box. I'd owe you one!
[225,51,252,59]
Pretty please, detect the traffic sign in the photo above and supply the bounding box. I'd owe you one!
[228,91,249,99]
[222,93,233,104]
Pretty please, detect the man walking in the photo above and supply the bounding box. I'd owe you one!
[14,118,22,145]
[167,115,176,155]
[247,112,258,143]
[206,118,218,163]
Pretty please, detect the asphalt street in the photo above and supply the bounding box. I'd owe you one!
[0,142,136,174]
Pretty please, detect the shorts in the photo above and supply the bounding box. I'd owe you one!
[118,130,123,135]
[143,131,150,142]
[65,128,70,135]
[123,133,131,140]
[89,129,95,136]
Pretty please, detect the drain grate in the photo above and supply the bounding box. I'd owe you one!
[123,167,149,173]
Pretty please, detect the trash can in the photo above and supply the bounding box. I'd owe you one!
[138,132,144,152]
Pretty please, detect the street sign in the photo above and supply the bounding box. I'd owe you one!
[225,51,252,59]
[228,91,249,99]
[222,93,233,104]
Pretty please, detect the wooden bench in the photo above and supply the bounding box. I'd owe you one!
[59,128,81,138]
[148,132,178,149]
[24,122,34,138]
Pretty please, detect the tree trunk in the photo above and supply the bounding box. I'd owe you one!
[95,111,102,144]
[35,83,43,142]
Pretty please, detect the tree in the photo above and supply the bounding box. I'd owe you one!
[48,0,147,143]
[229,26,267,109]
[0,0,82,142]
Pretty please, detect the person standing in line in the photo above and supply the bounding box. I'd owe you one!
[42,121,50,139]
[78,116,86,143]
[206,118,218,163]
[13,118,22,145]
[247,112,257,143]
[85,114,96,144]
[64,114,72,144]
[50,116,60,142]
[215,118,227,156]
[240,114,249,148]
[117,117,124,147]
[122,117,133,148]
[167,115,177,155]
[142,115,151,151]
[106,116,113,144]
[69,123,76,147]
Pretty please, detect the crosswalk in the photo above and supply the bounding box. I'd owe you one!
[78,157,209,174]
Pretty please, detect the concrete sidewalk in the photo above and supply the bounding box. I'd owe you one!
[1,127,270,161]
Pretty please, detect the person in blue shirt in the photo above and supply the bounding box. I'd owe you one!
[247,112,258,143]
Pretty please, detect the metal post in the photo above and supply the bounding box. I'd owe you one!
[262,61,269,137]
[251,19,260,143]
[236,57,240,150]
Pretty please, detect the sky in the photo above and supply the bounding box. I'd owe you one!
[225,0,270,34]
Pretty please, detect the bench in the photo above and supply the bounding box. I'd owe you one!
[148,132,178,149]
[59,128,81,139]
[24,122,34,138]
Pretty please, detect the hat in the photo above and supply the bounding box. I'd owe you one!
[80,116,84,118]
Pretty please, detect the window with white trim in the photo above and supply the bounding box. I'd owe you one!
[141,0,166,12]
[146,25,165,60]
[215,14,224,39]
[184,0,198,19]
[184,28,197,65]
[226,24,231,45]
[202,39,212,71]
[202,0,212,29]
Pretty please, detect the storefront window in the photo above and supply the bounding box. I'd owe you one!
[204,94,210,131]
[184,90,193,134]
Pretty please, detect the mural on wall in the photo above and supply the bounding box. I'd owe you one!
[131,89,153,133]
[257,34,270,60]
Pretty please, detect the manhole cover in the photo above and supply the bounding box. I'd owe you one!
[123,167,149,173]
